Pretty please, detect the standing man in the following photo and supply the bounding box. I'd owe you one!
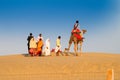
[37,33,43,41]
[55,36,63,56]
[27,33,33,54]
[37,33,44,52]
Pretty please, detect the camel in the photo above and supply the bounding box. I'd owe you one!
[65,29,87,56]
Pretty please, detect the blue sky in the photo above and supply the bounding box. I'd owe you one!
[0,0,120,55]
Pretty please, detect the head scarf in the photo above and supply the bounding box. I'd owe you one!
[45,38,50,49]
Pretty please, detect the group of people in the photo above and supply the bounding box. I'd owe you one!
[27,20,84,56]
[27,33,62,56]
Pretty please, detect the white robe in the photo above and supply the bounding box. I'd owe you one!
[44,39,50,56]
[55,46,61,53]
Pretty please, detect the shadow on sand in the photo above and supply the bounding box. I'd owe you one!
[22,53,30,57]
[22,52,76,57]
[22,53,47,57]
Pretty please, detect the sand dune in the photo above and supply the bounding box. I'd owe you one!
[0,52,120,80]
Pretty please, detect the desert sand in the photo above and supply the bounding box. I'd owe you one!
[0,52,120,80]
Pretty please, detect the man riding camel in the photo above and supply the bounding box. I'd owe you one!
[68,21,84,48]
[68,20,85,56]
[71,20,84,40]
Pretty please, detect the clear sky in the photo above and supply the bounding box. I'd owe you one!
[0,0,120,55]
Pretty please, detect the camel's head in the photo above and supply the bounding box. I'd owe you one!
[82,29,87,34]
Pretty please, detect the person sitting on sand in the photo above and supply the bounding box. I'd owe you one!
[36,38,44,56]
[29,37,37,56]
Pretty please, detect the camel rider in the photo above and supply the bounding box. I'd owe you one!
[71,20,82,40]
[68,20,85,53]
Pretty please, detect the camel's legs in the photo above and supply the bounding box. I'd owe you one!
[74,43,78,56]
[73,37,78,56]
[79,42,82,56]
[68,35,73,51]
[68,43,72,51]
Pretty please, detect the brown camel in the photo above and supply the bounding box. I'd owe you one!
[66,29,87,56]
